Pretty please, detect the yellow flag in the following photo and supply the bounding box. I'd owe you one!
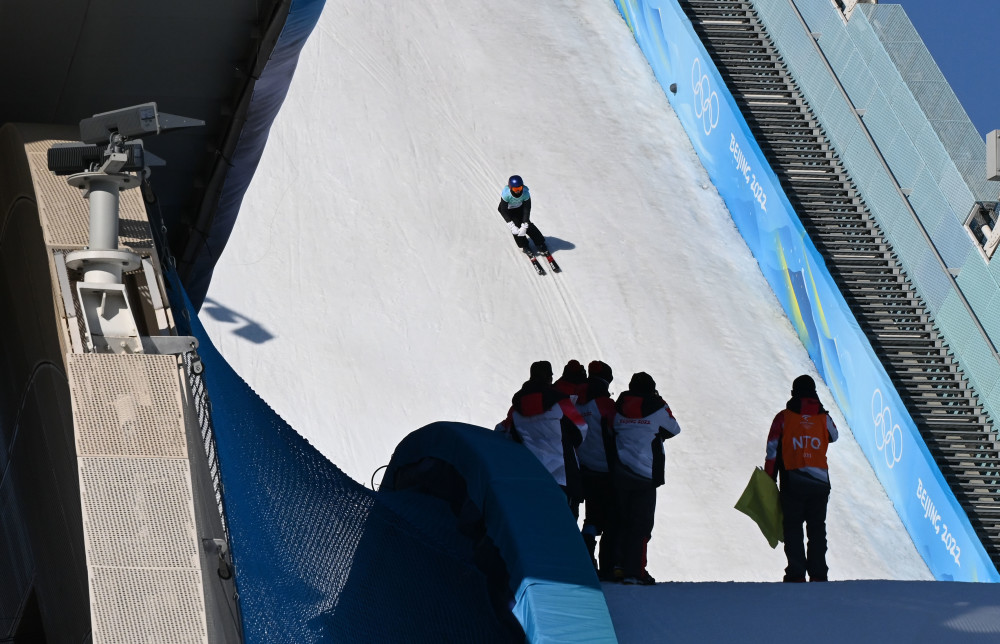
[735,467,784,548]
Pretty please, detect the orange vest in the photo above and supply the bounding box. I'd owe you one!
[781,411,829,471]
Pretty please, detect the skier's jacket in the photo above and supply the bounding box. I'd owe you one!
[500,380,587,488]
[498,186,532,226]
[612,391,681,487]
[576,377,617,474]
[764,396,838,485]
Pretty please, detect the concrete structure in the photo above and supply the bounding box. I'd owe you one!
[0,123,241,641]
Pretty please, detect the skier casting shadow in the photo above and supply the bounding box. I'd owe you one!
[498,174,560,274]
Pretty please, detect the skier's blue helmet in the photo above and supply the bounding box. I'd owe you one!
[508,175,523,190]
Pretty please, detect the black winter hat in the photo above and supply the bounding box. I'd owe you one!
[791,374,817,397]
[560,360,587,383]
[588,360,613,384]
[529,360,553,384]
[628,372,656,396]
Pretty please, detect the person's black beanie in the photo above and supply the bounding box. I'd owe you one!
[588,360,613,384]
[629,372,656,396]
[561,359,587,383]
[530,360,553,383]
[791,374,817,397]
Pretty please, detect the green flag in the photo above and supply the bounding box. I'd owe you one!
[735,467,783,548]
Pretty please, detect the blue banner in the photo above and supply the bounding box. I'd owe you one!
[611,0,998,581]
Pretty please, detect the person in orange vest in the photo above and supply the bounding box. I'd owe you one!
[765,374,839,583]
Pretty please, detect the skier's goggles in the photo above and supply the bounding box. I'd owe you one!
[510,186,523,192]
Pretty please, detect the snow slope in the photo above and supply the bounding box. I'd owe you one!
[200,0,931,585]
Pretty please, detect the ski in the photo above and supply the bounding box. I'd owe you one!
[529,255,547,275]
[542,253,561,273]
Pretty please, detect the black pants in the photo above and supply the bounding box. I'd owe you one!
[780,472,831,580]
[512,223,546,252]
[615,476,656,578]
[582,469,618,572]
[559,485,580,519]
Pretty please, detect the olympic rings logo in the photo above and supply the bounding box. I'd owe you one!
[691,58,719,136]
[872,389,903,468]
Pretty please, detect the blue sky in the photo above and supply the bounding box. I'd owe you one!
[896,0,1000,138]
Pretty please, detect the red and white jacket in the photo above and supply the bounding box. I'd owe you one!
[499,382,587,487]
[613,392,681,486]
[576,381,617,473]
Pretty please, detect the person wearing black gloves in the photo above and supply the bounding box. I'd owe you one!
[498,174,548,257]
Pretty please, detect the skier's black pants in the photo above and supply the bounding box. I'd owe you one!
[582,468,618,572]
[614,474,656,578]
[512,223,546,252]
[780,472,830,580]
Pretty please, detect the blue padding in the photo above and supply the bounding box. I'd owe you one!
[514,580,617,644]
[383,422,618,643]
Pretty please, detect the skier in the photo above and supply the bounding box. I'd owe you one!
[497,361,588,510]
[764,374,839,583]
[498,175,549,257]
[576,360,620,579]
[610,372,681,585]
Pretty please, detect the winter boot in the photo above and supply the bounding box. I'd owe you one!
[622,571,655,586]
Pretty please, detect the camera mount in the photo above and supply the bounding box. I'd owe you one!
[49,103,203,353]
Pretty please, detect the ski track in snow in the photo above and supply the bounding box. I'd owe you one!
[201,0,932,583]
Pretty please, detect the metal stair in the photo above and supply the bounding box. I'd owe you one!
[677,0,1000,568]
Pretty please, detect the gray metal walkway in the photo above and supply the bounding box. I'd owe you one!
[677,0,1000,569]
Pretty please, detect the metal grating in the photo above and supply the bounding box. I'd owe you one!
[78,457,199,569]
[89,568,207,644]
[679,0,1000,569]
[68,350,208,642]
[69,354,187,459]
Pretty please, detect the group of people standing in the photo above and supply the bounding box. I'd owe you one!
[496,362,839,585]
[496,359,681,585]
